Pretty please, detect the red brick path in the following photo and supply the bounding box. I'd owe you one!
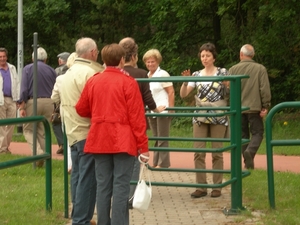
[8,142,300,173]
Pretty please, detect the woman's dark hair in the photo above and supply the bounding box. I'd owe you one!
[198,42,217,59]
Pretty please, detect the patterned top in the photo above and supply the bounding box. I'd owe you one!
[188,67,229,126]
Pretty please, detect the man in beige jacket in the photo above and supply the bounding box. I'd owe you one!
[52,37,104,225]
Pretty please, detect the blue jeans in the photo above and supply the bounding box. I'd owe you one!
[71,139,96,225]
[129,157,140,202]
[94,153,134,225]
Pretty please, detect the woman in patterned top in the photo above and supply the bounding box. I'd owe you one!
[180,42,229,199]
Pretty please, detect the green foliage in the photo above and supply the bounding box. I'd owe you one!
[1,0,300,103]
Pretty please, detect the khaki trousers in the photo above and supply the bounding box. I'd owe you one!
[23,98,53,155]
[148,116,171,168]
[0,97,17,152]
[193,123,226,192]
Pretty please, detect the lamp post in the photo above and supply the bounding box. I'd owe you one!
[17,0,23,134]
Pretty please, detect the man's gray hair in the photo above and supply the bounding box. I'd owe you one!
[75,37,97,57]
[240,44,255,58]
[32,47,48,61]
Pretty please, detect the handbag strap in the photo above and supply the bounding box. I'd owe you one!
[129,158,152,202]
[139,163,151,189]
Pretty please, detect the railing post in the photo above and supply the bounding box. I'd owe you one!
[32,33,39,166]
[63,123,69,218]
[44,117,53,211]
[228,77,244,213]
[265,103,276,209]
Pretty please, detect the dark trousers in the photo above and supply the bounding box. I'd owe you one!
[241,113,264,160]
[52,122,64,146]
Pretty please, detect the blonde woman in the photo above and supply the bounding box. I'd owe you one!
[143,49,175,168]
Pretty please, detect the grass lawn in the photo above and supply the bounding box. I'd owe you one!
[241,169,300,225]
[0,155,67,225]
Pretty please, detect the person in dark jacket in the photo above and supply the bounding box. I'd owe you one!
[119,37,165,208]
[53,51,70,154]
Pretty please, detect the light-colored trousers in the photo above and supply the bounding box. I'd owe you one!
[193,123,226,192]
[0,97,17,152]
[23,98,53,155]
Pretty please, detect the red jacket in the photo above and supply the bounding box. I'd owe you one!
[75,67,148,156]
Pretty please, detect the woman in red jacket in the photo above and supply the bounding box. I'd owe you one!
[76,43,149,225]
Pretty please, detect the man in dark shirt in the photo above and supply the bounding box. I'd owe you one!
[18,47,57,167]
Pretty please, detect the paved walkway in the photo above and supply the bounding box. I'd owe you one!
[8,142,300,224]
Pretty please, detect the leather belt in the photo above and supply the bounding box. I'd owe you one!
[28,96,50,99]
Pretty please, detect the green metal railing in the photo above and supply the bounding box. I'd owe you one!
[137,75,250,214]
[62,126,69,218]
[265,101,300,209]
[0,116,53,211]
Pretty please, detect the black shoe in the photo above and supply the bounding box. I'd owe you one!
[244,150,254,169]
[56,145,63,155]
[191,190,207,198]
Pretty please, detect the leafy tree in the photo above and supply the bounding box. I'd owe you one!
[1,0,300,105]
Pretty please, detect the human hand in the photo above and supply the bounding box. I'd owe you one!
[181,69,191,76]
[222,80,230,89]
[19,109,26,117]
[260,108,268,118]
[138,153,150,164]
[155,105,166,113]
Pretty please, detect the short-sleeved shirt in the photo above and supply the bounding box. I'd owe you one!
[148,66,173,113]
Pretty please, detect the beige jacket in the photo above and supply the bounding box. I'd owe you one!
[51,58,104,146]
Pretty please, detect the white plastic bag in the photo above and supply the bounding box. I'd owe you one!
[132,156,152,213]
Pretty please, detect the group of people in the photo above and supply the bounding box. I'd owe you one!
[0,38,271,225]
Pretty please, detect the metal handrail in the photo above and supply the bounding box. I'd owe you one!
[265,101,300,209]
[135,74,250,214]
[0,116,53,211]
